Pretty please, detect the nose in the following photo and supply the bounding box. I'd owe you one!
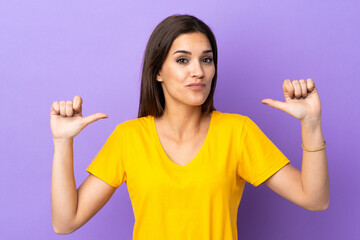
[190,60,204,78]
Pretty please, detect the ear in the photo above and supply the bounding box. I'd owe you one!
[156,72,163,82]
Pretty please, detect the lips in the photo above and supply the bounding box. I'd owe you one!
[187,83,205,87]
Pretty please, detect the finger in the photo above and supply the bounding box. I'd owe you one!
[292,80,302,99]
[51,101,60,115]
[299,79,307,98]
[262,98,288,112]
[283,79,294,99]
[306,78,315,92]
[66,101,73,117]
[82,113,108,127]
[73,96,82,115]
[59,101,66,117]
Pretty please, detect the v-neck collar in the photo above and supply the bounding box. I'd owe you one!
[151,110,217,170]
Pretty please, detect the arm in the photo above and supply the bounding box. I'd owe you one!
[262,79,330,211]
[51,139,116,234]
[50,96,114,234]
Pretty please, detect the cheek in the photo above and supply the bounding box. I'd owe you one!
[163,64,188,83]
[208,65,216,77]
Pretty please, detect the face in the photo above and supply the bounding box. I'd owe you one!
[156,32,215,110]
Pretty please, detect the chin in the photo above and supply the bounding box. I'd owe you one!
[186,98,208,107]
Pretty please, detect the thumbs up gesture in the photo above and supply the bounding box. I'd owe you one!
[261,79,321,124]
[50,96,108,140]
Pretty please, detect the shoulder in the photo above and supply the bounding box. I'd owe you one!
[114,115,153,135]
[212,110,249,128]
[210,110,253,140]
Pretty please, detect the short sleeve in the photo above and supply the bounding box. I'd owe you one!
[86,125,127,188]
[237,117,290,187]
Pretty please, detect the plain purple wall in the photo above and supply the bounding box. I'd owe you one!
[1,0,359,239]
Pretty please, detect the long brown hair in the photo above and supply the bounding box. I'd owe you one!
[137,14,218,118]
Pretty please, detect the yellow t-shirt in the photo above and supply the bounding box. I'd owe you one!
[86,110,289,240]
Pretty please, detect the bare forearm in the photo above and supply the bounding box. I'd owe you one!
[300,118,330,210]
[51,138,78,233]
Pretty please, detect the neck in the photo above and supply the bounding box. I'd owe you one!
[157,106,207,141]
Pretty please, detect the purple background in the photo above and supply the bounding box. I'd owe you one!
[1,0,359,239]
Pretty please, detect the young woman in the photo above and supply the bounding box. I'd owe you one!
[50,14,329,239]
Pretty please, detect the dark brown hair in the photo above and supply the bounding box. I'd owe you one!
[137,14,218,118]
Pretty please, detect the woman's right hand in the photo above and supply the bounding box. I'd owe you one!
[50,96,108,140]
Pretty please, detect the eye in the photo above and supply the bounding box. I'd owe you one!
[202,57,213,63]
[176,58,188,64]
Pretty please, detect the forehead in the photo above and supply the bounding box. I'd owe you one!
[170,32,212,51]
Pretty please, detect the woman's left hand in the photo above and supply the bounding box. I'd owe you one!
[261,78,321,124]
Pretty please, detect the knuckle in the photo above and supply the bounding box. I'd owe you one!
[286,81,293,89]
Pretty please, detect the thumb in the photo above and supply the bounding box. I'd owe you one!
[82,113,108,127]
[261,98,288,112]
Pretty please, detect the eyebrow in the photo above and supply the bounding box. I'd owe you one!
[172,50,213,55]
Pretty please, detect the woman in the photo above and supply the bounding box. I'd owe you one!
[50,14,329,239]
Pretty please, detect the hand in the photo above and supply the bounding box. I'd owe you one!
[261,79,321,124]
[50,96,108,140]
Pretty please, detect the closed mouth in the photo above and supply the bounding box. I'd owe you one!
[187,83,205,87]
